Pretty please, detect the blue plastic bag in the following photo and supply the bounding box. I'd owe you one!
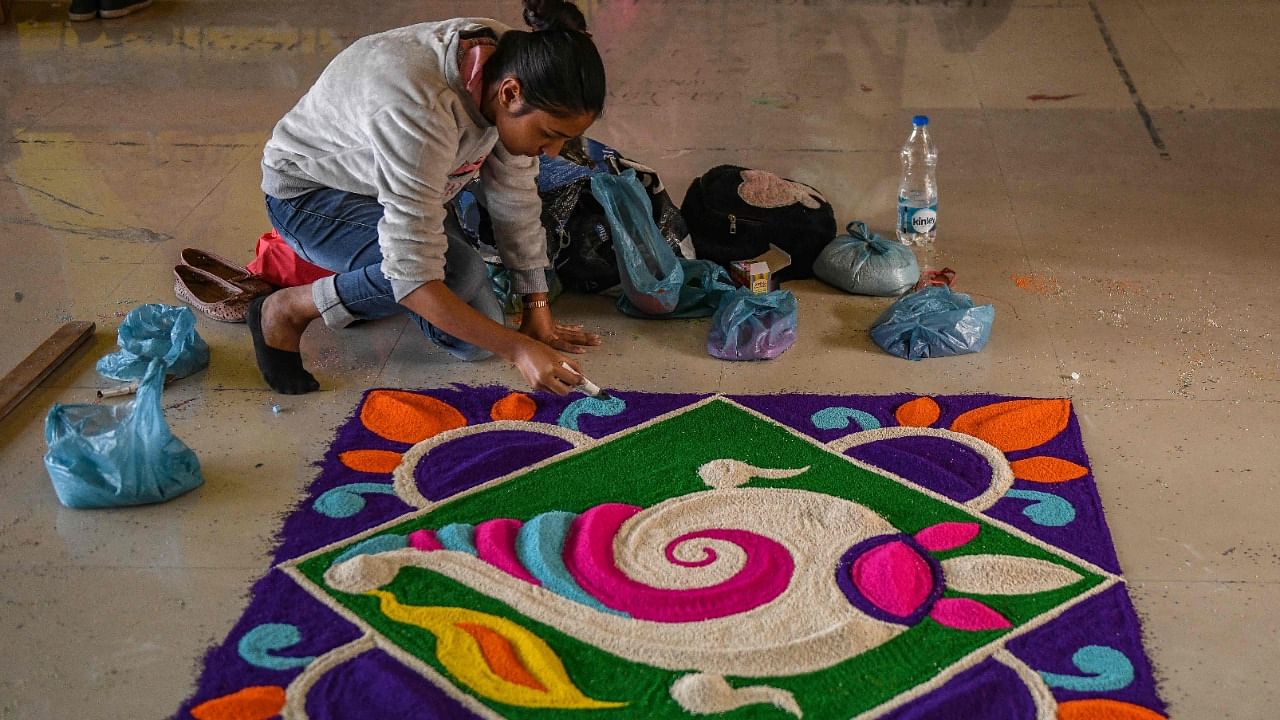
[44,359,203,509]
[96,304,210,382]
[869,285,995,360]
[617,258,735,319]
[590,170,683,315]
[814,221,920,296]
[707,289,798,361]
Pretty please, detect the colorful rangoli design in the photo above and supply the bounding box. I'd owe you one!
[178,389,1167,720]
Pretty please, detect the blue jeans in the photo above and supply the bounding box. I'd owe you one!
[265,189,503,361]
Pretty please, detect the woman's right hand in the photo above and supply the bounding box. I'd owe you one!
[510,338,584,395]
[401,283,588,395]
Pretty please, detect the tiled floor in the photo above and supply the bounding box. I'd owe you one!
[2,1,1277,717]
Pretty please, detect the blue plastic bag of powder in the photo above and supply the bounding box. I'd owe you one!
[96,304,209,381]
[591,170,683,315]
[814,221,920,296]
[44,359,203,509]
[870,286,995,360]
[707,288,798,361]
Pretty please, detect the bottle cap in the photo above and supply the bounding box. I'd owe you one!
[912,115,929,126]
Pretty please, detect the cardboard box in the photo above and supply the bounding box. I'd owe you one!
[729,244,792,294]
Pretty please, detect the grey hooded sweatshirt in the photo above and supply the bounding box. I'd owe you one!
[261,18,549,300]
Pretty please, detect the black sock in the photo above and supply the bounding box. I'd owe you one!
[248,294,320,395]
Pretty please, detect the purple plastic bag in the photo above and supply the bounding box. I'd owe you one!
[707,288,798,360]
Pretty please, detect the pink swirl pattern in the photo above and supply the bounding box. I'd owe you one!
[665,532,721,568]
[563,503,795,622]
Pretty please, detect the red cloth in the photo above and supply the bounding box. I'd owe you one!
[247,230,335,288]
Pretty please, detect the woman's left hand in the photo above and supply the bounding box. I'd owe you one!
[519,303,602,354]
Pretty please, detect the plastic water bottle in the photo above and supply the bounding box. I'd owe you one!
[897,115,938,246]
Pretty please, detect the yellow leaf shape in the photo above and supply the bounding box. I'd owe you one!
[950,399,1071,452]
[339,449,404,474]
[369,591,625,710]
[360,390,467,444]
[895,396,941,427]
[1058,698,1166,720]
[1010,455,1088,483]
[491,392,537,422]
[190,685,286,720]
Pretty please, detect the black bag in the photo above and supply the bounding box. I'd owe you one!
[680,165,836,283]
[539,179,617,293]
[539,139,692,293]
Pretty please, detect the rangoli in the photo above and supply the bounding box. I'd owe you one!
[177,388,1166,720]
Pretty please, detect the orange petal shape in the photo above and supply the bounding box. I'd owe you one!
[1010,455,1089,483]
[896,397,941,427]
[491,392,537,422]
[360,390,467,444]
[458,622,548,692]
[950,399,1071,452]
[339,449,404,474]
[190,685,286,720]
[1058,698,1166,720]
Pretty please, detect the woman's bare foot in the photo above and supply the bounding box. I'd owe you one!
[248,287,322,394]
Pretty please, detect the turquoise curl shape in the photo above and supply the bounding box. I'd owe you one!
[1003,489,1076,527]
[557,395,626,432]
[811,407,882,431]
[237,623,316,671]
[1039,645,1135,692]
[313,482,399,519]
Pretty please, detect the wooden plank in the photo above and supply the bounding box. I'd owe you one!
[0,321,96,422]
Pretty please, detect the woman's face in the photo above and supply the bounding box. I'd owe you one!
[487,78,596,158]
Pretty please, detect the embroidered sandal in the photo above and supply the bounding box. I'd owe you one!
[173,265,256,323]
[180,247,275,296]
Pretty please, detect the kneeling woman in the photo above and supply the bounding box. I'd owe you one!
[252,0,603,395]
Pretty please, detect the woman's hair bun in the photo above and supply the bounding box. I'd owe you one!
[522,0,588,33]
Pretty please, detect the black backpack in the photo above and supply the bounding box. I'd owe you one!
[681,165,836,283]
